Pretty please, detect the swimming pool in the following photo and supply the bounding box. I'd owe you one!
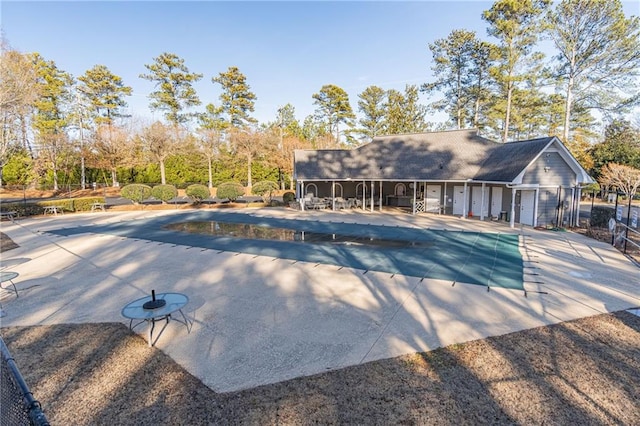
[48,211,524,290]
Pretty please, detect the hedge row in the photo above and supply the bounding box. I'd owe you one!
[1,197,106,217]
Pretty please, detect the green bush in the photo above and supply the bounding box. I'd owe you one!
[121,184,152,204]
[72,197,106,212]
[216,182,244,202]
[185,184,210,203]
[151,184,178,203]
[282,191,295,204]
[251,181,278,204]
[590,205,615,228]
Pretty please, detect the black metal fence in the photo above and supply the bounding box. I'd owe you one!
[0,337,49,426]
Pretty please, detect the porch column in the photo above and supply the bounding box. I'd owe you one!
[480,182,486,221]
[299,180,305,211]
[443,182,447,214]
[462,181,468,218]
[379,181,383,212]
[510,187,516,228]
[332,181,336,211]
[570,186,576,227]
[412,180,417,215]
[534,187,539,227]
[370,181,374,212]
[575,186,582,227]
[362,180,366,211]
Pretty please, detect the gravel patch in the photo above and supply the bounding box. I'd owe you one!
[2,311,639,425]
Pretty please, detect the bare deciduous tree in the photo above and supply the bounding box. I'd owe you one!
[599,162,640,198]
[139,121,178,184]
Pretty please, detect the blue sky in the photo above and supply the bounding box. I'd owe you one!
[2,1,638,127]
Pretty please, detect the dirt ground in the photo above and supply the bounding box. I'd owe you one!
[1,312,639,425]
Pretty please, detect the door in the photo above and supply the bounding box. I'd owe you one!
[471,186,489,217]
[491,187,503,218]
[520,190,535,226]
[453,186,465,215]
[425,185,441,212]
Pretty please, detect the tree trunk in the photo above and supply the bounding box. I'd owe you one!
[53,167,59,191]
[563,75,574,142]
[160,160,166,185]
[246,153,252,188]
[502,84,513,143]
[208,157,213,189]
[474,98,480,128]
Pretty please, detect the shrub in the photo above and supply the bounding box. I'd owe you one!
[590,205,615,228]
[121,184,152,204]
[151,184,178,203]
[185,184,210,203]
[72,197,106,212]
[282,191,295,204]
[251,181,278,204]
[216,182,244,202]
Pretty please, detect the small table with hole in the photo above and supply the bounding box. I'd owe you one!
[121,292,191,347]
[0,271,19,297]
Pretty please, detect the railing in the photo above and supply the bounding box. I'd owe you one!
[0,337,49,426]
[612,220,640,255]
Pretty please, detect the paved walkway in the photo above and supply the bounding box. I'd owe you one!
[1,208,638,392]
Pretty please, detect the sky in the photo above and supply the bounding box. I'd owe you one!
[2,1,639,128]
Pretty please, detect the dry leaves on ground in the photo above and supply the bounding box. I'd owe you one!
[2,311,639,425]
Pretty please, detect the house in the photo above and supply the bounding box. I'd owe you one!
[293,129,594,228]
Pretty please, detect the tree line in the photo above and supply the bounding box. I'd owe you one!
[1,0,639,193]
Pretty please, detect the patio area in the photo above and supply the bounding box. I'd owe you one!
[0,207,638,392]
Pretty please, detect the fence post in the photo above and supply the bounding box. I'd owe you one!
[624,195,633,254]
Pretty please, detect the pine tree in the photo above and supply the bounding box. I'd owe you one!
[547,0,640,142]
[312,84,355,145]
[357,85,387,140]
[140,52,202,126]
[212,66,257,128]
[483,0,551,142]
[78,65,132,126]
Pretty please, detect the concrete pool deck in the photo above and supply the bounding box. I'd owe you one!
[1,208,639,392]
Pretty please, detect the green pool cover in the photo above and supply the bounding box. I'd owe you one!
[48,211,524,290]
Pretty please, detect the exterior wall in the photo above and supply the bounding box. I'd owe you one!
[536,187,574,227]
[522,151,576,186]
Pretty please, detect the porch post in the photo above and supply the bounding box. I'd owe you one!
[332,181,336,211]
[462,181,468,218]
[300,180,305,211]
[412,180,417,215]
[370,181,374,212]
[510,187,516,228]
[480,182,486,221]
[443,182,447,214]
[362,180,366,211]
[575,186,582,227]
[534,187,539,227]
[379,181,383,212]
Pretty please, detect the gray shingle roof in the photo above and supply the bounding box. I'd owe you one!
[294,129,555,183]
